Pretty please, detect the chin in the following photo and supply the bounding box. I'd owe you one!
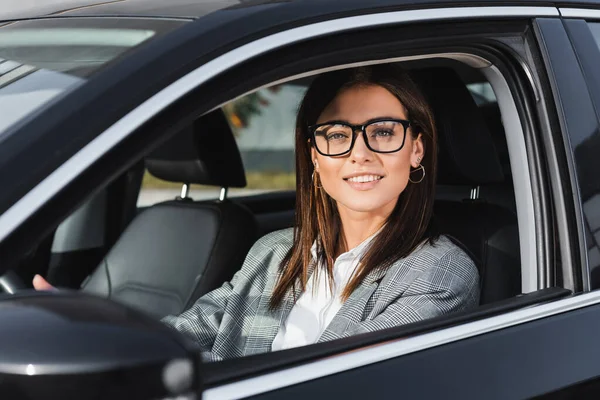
[336,196,397,214]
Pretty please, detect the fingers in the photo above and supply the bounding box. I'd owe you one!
[32,274,56,291]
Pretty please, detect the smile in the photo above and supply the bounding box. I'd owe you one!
[344,175,384,183]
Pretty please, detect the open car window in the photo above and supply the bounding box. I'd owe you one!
[137,80,498,207]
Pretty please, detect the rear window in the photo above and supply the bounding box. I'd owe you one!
[0,18,184,134]
[137,84,305,207]
[224,84,307,191]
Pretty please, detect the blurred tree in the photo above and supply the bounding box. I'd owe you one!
[222,86,281,135]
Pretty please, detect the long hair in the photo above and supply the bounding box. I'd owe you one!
[270,64,438,309]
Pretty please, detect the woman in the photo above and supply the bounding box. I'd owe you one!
[34,64,479,362]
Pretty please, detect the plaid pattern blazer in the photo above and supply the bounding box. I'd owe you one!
[162,228,479,362]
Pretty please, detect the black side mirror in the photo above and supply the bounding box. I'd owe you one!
[0,291,202,399]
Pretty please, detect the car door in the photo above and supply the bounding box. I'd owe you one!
[201,8,600,400]
[0,3,597,400]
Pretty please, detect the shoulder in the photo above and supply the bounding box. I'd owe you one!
[416,235,477,271]
[389,235,479,286]
[232,228,294,282]
[409,235,480,288]
[254,227,294,249]
[247,227,294,260]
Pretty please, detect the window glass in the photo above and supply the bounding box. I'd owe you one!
[467,82,497,104]
[137,79,500,207]
[0,18,182,135]
[138,83,306,207]
[224,84,306,190]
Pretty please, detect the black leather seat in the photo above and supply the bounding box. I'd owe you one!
[81,110,258,318]
[413,68,521,304]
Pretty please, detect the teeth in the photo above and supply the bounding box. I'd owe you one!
[347,175,382,183]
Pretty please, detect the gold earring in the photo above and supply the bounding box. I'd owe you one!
[409,164,425,184]
[312,171,322,189]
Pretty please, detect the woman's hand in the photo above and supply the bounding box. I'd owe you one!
[32,274,56,291]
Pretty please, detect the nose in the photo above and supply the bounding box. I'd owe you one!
[349,131,373,164]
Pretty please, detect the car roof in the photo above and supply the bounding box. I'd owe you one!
[3,0,600,21]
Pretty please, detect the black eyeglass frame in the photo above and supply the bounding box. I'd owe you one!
[308,118,412,157]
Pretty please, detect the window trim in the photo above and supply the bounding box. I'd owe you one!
[482,65,538,293]
[560,8,600,19]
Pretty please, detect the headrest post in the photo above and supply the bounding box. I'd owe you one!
[180,183,190,200]
[470,186,480,200]
[219,187,228,202]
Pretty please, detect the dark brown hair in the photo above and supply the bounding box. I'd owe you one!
[270,64,438,308]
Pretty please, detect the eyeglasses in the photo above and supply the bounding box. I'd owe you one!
[308,118,411,157]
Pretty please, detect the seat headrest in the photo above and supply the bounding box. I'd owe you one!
[411,68,505,186]
[146,109,246,188]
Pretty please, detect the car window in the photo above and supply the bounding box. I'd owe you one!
[0,18,183,135]
[137,84,306,207]
[224,84,306,190]
[468,82,496,104]
[137,80,496,207]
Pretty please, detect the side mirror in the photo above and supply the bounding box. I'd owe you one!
[0,291,201,399]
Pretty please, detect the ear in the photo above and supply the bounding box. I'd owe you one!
[311,147,319,171]
[411,133,425,168]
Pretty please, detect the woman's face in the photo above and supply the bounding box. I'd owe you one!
[312,84,424,218]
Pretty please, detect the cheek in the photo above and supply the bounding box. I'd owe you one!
[383,156,412,193]
[316,158,343,187]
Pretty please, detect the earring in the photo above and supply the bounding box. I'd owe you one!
[409,164,425,184]
[312,171,323,189]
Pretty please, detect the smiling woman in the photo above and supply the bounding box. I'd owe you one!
[160,64,480,361]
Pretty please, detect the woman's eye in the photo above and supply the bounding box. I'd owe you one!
[326,132,349,141]
[372,129,395,137]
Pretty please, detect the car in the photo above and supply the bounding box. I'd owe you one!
[1,0,600,398]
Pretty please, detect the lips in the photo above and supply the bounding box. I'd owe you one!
[343,174,385,191]
[345,175,383,183]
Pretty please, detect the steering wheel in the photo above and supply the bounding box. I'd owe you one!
[0,270,28,294]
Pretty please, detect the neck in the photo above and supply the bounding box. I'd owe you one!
[337,204,394,253]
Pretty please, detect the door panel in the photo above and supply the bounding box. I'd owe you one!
[562,19,600,290]
[249,300,600,399]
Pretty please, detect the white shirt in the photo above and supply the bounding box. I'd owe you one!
[271,233,378,351]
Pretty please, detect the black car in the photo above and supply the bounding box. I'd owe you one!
[2,0,600,398]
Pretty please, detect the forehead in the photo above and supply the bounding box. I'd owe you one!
[317,84,408,124]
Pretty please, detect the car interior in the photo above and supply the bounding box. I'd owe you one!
[9,59,524,327]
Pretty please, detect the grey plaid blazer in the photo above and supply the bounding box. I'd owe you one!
[162,228,479,362]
